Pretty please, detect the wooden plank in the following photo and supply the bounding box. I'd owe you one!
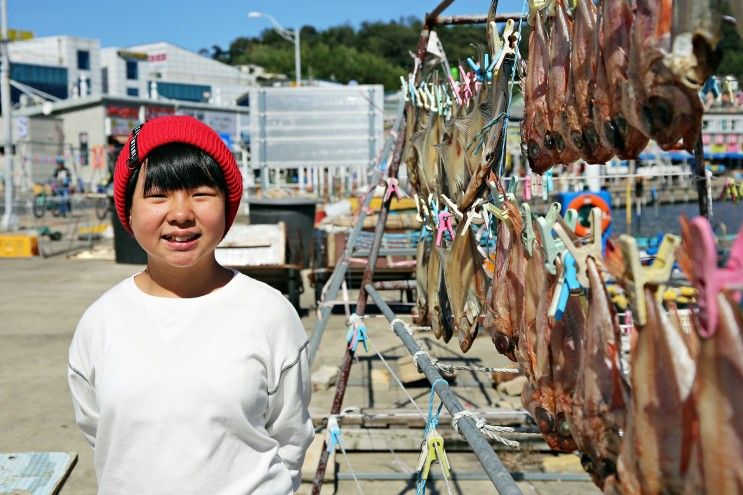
[0,452,77,495]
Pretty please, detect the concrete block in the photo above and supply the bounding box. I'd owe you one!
[370,368,390,387]
[311,365,339,392]
[491,368,521,385]
[397,355,424,384]
[496,375,527,396]
[542,453,584,473]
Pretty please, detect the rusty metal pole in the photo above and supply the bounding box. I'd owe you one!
[311,3,460,490]
[310,118,407,493]
[694,131,711,219]
[432,12,524,25]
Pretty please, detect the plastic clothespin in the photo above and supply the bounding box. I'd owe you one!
[346,314,368,352]
[415,84,426,109]
[624,309,635,336]
[524,175,532,201]
[534,175,544,198]
[408,74,417,105]
[447,73,463,106]
[564,208,579,232]
[508,176,519,196]
[482,202,509,223]
[434,85,444,115]
[400,76,410,103]
[440,194,464,221]
[520,203,537,257]
[553,207,605,288]
[689,217,743,338]
[537,203,564,274]
[549,252,581,320]
[383,177,406,202]
[326,415,342,453]
[543,170,554,200]
[618,233,680,326]
[461,198,485,232]
[435,211,455,247]
[417,429,451,481]
[423,83,437,114]
[492,19,517,75]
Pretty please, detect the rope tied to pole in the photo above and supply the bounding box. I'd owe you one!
[451,410,520,449]
[412,349,522,375]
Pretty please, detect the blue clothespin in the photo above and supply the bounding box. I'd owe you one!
[550,252,581,320]
[326,415,342,453]
[346,314,368,352]
[543,170,554,200]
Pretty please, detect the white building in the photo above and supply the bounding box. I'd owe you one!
[100,42,255,106]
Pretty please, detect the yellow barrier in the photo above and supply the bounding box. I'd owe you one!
[0,234,39,257]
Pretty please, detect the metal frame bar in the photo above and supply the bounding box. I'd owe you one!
[336,471,589,482]
[366,285,523,495]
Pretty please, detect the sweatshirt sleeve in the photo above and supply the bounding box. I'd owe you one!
[265,339,314,491]
[68,310,99,447]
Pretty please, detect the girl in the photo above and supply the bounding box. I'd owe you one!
[67,115,314,494]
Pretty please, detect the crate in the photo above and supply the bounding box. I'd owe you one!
[0,234,39,257]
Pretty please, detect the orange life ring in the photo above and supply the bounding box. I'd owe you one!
[566,193,611,237]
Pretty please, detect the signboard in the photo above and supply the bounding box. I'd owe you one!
[249,86,384,170]
[178,109,237,145]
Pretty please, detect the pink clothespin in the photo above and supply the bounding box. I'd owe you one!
[523,175,532,201]
[383,177,406,202]
[623,309,634,336]
[689,217,743,338]
[447,73,463,106]
[435,211,455,247]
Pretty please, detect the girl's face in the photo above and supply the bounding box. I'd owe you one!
[129,162,226,271]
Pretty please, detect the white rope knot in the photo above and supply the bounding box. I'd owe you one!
[390,318,413,335]
[412,350,438,372]
[451,410,520,449]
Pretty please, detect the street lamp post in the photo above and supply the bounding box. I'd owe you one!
[248,11,301,87]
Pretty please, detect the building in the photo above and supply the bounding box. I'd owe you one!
[100,42,255,106]
[7,35,101,104]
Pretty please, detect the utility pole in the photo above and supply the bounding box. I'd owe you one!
[0,0,14,231]
[293,28,301,87]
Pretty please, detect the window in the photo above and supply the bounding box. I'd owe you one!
[156,81,211,102]
[126,87,139,97]
[10,62,68,100]
[126,60,138,80]
[722,119,729,131]
[101,67,108,93]
[77,50,90,70]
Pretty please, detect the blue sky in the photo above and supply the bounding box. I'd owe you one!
[11,0,524,52]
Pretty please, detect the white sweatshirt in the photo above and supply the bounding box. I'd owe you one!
[68,271,314,494]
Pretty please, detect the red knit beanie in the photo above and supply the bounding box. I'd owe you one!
[113,115,243,236]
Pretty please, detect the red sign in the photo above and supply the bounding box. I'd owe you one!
[148,53,167,62]
[702,134,712,145]
[145,105,175,120]
[106,105,139,119]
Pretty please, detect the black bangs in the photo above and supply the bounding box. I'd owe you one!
[124,143,228,216]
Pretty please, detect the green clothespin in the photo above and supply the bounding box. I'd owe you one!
[520,203,537,257]
[553,207,604,288]
[508,176,519,196]
[618,233,681,326]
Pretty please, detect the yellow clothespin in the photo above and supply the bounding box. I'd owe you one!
[461,198,485,232]
[482,202,509,222]
[618,233,680,326]
[414,193,431,224]
[553,207,604,288]
[417,430,451,480]
[400,76,409,102]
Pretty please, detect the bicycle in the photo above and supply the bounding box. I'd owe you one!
[32,181,71,218]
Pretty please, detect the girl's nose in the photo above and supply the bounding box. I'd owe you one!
[167,193,195,224]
